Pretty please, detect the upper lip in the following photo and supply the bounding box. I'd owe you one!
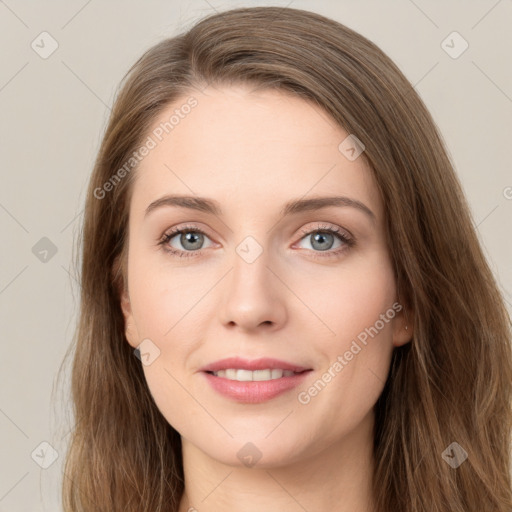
[200,357,311,373]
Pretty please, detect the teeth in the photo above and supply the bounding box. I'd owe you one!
[212,369,296,381]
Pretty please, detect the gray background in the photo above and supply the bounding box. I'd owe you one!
[1,0,511,510]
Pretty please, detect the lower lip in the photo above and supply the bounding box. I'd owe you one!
[202,370,312,403]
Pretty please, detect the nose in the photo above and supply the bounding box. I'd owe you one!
[218,246,287,332]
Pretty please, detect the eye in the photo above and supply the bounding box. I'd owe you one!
[158,223,355,259]
[158,225,214,258]
[294,223,354,259]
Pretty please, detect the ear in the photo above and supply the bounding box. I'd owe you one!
[120,288,140,349]
[113,252,140,349]
[392,304,413,348]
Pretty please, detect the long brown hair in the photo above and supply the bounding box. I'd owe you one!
[61,6,512,511]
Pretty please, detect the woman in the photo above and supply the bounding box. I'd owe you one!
[61,6,512,511]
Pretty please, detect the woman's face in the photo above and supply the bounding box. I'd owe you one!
[120,84,411,467]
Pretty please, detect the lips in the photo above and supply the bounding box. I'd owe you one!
[202,369,312,403]
[199,356,311,373]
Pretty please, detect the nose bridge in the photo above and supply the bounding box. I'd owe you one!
[230,234,274,297]
[218,233,286,330]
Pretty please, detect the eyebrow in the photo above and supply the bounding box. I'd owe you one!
[144,194,375,222]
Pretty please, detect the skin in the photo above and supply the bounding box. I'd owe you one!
[120,84,413,512]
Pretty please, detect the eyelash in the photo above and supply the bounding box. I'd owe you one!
[158,223,355,260]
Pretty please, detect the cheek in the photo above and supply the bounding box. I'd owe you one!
[128,254,207,339]
[292,252,397,411]
[293,250,397,343]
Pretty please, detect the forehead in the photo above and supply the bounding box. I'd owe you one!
[130,85,382,221]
